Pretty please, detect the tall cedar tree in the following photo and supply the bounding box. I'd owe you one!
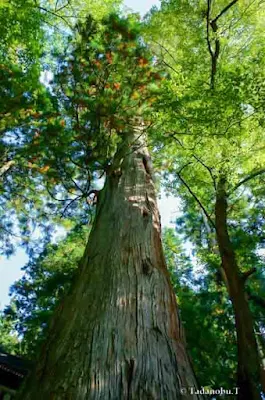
[18,15,202,399]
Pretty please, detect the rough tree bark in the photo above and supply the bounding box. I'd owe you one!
[18,129,201,399]
[215,176,261,400]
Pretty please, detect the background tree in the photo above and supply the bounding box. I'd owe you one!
[163,227,238,390]
[144,0,265,397]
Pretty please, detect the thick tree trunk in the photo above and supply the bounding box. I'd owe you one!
[18,130,201,399]
[215,177,261,400]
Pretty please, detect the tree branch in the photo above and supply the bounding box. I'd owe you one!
[153,40,178,65]
[61,195,82,218]
[211,0,239,25]
[33,1,73,29]
[242,267,257,283]
[230,168,265,194]
[55,0,71,12]
[160,59,179,75]
[46,185,73,203]
[177,169,216,230]
[206,0,213,57]
[206,0,239,89]
[206,0,219,89]
[246,288,265,310]
[169,135,217,189]
[192,154,217,190]
[0,160,15,178]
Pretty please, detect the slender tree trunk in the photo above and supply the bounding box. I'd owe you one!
[18,130,201,399]
[215,177,261,400]
[201,210,229,287]
[256,329,265,392]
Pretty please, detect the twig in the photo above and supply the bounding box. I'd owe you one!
[160,59,179,75]
[61,195,82,217]
[55,0,71,12]
[177,167,216,229]
[34,2,73,29]
[230,168,265,195]
[46,185,73,203]
[168,134,217,189]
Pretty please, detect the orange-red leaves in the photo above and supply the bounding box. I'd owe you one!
[106,52,113,64]
[139,85,146,92]
[39,165,50,173]
[138,57,148,67]
[93,60,101,69]
[32,112,41,119]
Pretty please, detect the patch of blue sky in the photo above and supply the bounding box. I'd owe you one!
[122,0,160,17]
